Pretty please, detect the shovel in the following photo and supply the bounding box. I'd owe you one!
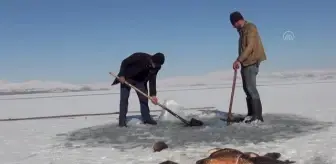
[226,69,237,125]
[109,72,204,127]
[224,69,245,125]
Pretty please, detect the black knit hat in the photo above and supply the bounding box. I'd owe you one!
[152,52,165,65]
[230,11,244,25]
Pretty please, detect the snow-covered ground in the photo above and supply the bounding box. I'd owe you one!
[0,69,335,164]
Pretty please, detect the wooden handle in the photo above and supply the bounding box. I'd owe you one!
[227,69,238,125]
[109,72,154,101]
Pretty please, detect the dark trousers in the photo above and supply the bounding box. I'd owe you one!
[240,63,264,121]
[241,63,260,100]
[119,81,152,123]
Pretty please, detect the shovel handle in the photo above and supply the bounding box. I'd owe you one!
[109,72,192,125]
[227,69,238,125]
[109,72,154,101]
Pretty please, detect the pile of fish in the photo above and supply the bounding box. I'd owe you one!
[153,141,295,164]
[195,148,295,164]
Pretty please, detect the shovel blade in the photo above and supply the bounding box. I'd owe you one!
[189,118,204,126]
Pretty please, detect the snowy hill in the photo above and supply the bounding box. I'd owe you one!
[155,69,336,88]
[0,80,111,95]
[0,69,335,95]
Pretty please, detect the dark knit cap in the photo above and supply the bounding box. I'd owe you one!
[152,52,165,65]
[230,11,244,25]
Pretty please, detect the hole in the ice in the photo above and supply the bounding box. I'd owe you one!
[60,109,333,150]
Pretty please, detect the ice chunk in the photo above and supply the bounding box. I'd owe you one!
[158,99,187,123]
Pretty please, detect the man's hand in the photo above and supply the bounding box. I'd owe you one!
[118,76,126,84]
[232,60,240,70]
[150,96,158,105]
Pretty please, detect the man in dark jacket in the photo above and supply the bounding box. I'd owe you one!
[112,52,165,127]
[230,11,267,123]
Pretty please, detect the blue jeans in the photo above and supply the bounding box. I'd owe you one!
[119,82,151,123]
[241,64,260,100]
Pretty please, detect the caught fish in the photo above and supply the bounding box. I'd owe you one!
[196,148,295,164]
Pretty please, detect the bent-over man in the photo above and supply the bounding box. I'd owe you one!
[230,11,267,123]
[111,52,165,127]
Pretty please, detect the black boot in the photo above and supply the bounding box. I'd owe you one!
[118,117,128,127]
[118,121,127,127]
[255,98,264,122]
[246,97,253,117]
[118,113,128,127]
[236,97,253,123]
[245,98,264,123]
[143,118,157,125]
[139,100,157,125]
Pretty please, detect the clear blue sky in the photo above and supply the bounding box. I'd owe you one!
[1,0,335,83]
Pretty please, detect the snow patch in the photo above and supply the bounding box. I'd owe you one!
[127,118,145,126]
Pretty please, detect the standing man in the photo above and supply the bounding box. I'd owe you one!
[111,52,165,127]
[229,11,267,123]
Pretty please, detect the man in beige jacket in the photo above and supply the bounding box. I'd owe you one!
[230,11,267,123]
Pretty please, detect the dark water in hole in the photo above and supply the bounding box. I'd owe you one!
[58,110,333,151]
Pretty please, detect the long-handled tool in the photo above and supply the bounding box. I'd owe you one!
[109,72,203,127]
[220,69,245,124]
[226,69,238,125]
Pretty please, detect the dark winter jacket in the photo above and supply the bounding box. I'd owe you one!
[111,52,165,96]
